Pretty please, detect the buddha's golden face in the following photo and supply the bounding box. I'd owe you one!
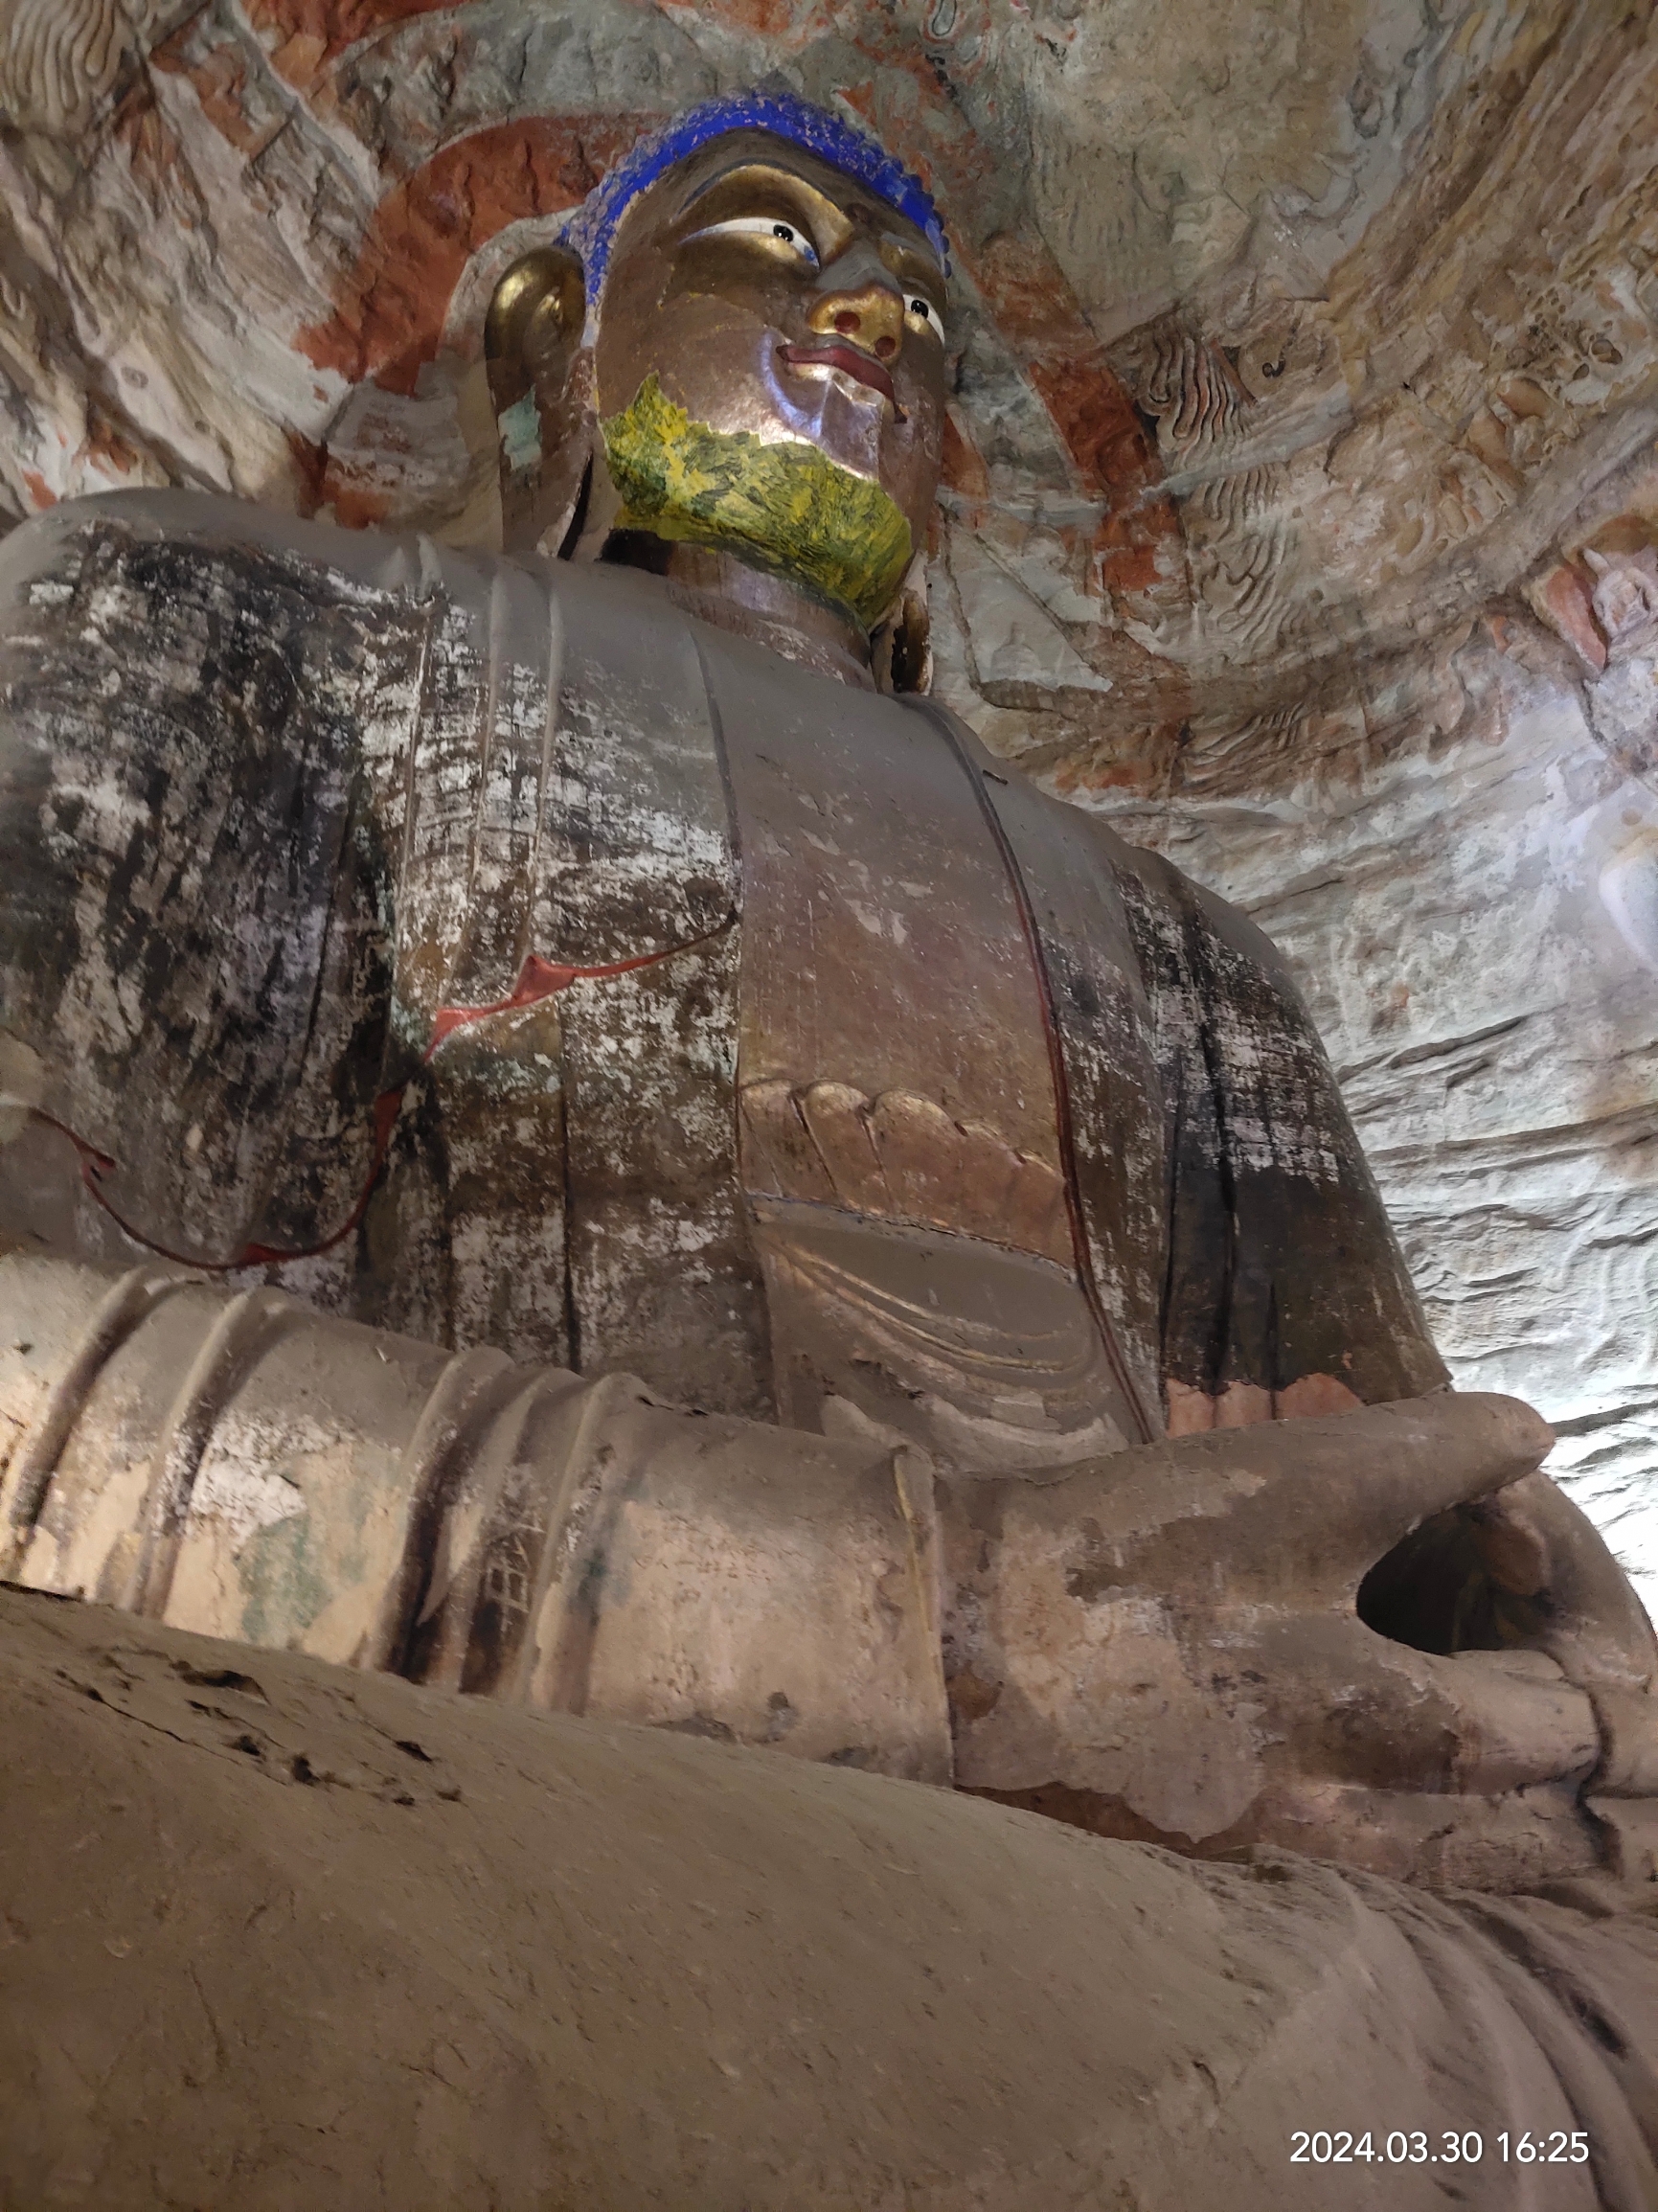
[593,130,949,610]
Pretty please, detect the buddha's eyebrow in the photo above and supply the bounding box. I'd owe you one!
[881,239,946,301]
[676,159,945,299]
[676,162,845,228]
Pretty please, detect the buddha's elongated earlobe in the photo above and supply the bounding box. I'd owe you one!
[872,548,932,695]
[486,243,601,558]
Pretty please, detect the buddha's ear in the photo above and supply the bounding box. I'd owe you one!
[872,549,932,695]
[485,243,598,557]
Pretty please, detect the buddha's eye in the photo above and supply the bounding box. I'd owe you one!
[905,294,945,342]
[688,214,820,266]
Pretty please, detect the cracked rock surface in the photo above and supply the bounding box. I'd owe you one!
[6,1583,1658,2208]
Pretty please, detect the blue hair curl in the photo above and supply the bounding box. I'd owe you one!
[564,88,949,316]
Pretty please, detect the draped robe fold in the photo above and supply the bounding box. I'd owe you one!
[0,492,1444,1470]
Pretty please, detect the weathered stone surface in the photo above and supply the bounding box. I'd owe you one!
[1081,631,1658,1617]
[2,1,1657,1602]
[7,1580,1658,2209]
[20,1242,1647,1888]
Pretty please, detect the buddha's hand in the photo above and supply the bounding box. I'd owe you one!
[938,1392,1656,1885]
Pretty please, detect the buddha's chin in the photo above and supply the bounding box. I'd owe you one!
[601,374,915,630]
[788,392,933,538]
[804,387,889,490]
[749,351,900,498]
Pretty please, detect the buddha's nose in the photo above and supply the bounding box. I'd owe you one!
[806,282,904,362]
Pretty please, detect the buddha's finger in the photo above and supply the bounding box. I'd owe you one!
[1255,1612,1601,1803]
[1022,1389,1555,1606]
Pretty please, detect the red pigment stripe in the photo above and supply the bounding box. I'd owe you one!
[425,924,732,1056]
[40,920,733,1269]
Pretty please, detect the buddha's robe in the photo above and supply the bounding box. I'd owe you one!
[6,1581,1658,2212]
[0,490,1444,1471]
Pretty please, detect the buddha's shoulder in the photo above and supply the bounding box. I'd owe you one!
[933,706,1265,969]
[1093,831,1313,1030]
[962,737,1302,1009]
[1,488,423,613]
[0,490,443,716]
[0,489,702,759]
[0,486,665,631]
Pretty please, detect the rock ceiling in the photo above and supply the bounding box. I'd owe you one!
[3,0,1658,1601]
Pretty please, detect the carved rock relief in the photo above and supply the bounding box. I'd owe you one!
[0,0,169,137]
[741,1080,1072,1266]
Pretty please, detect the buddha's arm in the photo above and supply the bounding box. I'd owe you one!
[0,492,428,1282]
[6,1244,1651,1887]
[0,1249,952,1782]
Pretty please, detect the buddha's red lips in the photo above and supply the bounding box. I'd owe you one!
[779,342,901,416]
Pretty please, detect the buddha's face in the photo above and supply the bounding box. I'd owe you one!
[591,129,949,626]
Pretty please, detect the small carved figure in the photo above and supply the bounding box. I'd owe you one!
[1585,542,1658,664]
[0,93,1653,1896]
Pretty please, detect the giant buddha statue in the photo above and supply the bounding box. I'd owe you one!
[1,91,1655,1905]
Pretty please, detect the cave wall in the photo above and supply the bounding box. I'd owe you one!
[3,0,1657,1605]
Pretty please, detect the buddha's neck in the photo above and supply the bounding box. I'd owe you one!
[600,534,876,691]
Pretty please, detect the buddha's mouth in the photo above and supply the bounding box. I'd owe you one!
[778,342,903,421]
